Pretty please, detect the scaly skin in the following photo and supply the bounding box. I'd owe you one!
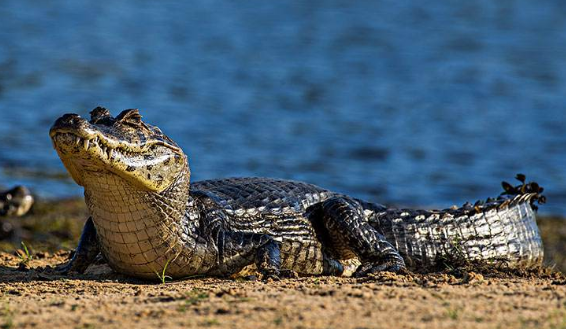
[50,107,544,280]
[370,193,543,270]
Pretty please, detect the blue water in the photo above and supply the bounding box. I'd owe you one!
[0,1,565,215]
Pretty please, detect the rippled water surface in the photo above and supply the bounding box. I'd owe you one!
[0,1,565,214]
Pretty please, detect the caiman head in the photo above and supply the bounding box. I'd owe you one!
[49,107,189,193]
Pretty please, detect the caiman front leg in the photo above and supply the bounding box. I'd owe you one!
[207,230,282,279]
[320,197,406,276]
[195,192,282,279]
[56,217,100,274]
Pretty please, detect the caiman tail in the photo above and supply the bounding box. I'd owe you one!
[371,175,545,271]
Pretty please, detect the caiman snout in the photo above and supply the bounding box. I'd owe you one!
[50,107,189,193]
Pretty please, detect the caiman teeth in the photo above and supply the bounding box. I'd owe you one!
[53,131,181,157]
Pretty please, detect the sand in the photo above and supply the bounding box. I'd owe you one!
[0,252,565,329]
[1,199,566,329]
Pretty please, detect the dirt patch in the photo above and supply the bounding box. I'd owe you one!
[1,199,566,328]
[0,253,565,329]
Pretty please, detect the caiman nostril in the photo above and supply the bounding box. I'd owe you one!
[53,113,82,127]
[63,113,80,122]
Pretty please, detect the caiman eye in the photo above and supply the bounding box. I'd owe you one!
[116,109,143,127]
[90,107,113,124]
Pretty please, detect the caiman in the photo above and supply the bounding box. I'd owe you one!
[0,186,34,217]
[49,107,545,280]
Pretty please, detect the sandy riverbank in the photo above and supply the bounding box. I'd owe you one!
[0,198,565,328]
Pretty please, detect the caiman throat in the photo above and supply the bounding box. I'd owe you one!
[50,108,195,278]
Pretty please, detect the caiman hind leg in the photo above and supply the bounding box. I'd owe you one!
[56,217,100,274]
[320,197,406,277]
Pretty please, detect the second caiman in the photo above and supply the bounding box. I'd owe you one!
[49,107,545,280]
